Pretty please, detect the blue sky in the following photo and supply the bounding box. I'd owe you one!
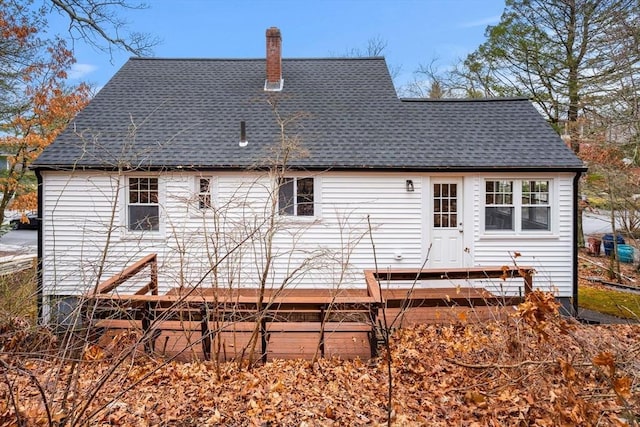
[43,0,505,92]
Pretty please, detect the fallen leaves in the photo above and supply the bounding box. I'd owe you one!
[593,351,616,376]
[1,297,639,426]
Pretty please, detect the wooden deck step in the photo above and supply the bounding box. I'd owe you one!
[95,318,374,362]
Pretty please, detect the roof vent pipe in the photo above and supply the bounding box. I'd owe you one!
[239,121,248,147]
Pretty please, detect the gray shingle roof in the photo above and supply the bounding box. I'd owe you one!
[34,57,585,171]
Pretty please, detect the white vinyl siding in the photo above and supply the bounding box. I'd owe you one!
[40,170,576,302]
[472,173,574,298]
[41,171,423,297]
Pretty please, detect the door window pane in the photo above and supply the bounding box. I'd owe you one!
[433,183,458,228]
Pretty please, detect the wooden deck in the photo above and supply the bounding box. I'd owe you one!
[86,254,534,362]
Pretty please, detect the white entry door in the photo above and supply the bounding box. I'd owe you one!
[430,178,464,268]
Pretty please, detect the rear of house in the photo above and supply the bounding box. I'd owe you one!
[33,28,585,324]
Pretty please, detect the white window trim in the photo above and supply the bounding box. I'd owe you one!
[482,178,555,237]
[120,174,165,240]
[277,175,321,220]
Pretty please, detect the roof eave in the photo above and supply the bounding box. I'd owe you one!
[33,164,588,174]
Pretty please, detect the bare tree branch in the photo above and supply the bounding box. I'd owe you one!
[47,0,160,57]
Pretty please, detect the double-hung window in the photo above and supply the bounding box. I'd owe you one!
[485,179,551,233]
[128,177,159,231]
[485,180,514,231]
[521,180,550,230]
[278,177,314,216]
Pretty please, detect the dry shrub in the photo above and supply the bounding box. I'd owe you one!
[0,267,37,319]
[83,330,148,363]
[0,315,57,355]
[0,292,638,426]
[389,290,639,425]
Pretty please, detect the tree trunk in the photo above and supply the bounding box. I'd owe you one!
[577,203,585,248]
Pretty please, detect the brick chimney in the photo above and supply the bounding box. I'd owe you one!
[265,27,283,91]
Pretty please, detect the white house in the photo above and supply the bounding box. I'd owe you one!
[34,28,586,322]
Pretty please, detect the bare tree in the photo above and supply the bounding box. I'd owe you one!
[45,0,160,56]
[438,0,640,248]
[333,34,387,58]
[452,0,640,150]
[0,1,91,226]
[332,35,401,83]
[402,58,451,98]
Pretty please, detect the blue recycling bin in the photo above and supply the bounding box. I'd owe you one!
[602,234,625,256]
[617,244,634,263]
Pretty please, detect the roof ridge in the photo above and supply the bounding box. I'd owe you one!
[400,97,531,102]
[128,57,385,62]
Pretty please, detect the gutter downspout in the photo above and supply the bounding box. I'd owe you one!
[36,169,43,323]
[572,171,583,316]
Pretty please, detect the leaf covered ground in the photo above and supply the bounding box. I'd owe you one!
[578,247,640,318]
[1,291,639,426]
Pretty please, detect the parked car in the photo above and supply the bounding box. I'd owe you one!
[10,213,40,230]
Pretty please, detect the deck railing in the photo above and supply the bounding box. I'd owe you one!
[91,253,158,296]
[364,265,534,308]
[86,254,379,361]
[86,255,534,361]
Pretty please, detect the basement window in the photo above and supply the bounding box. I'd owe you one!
[278,177,314,216]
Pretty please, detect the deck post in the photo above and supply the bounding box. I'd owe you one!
[150,255,158,295]
[141,301,155,353]
[200,305,211,361]
[523,269,533,296]
[319,305,326,358]
[260,314,268,364]
[369,303,379,358]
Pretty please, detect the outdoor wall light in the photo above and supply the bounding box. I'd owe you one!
[406,179,414,192]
